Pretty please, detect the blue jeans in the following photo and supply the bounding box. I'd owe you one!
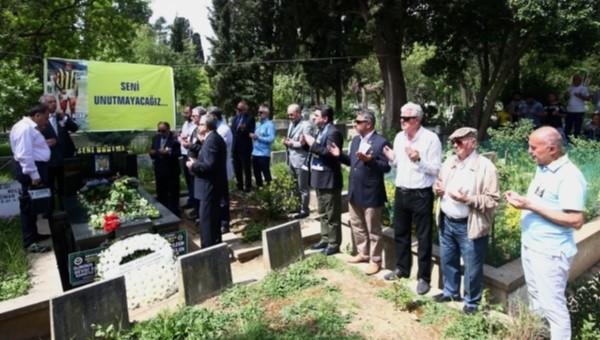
[439,215,488,308]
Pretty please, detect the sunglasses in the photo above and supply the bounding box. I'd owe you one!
[157,129,168,133]
[259,111,268,114]
[354,119,368,125]
[451,138,472,147]
[400,116,417,121]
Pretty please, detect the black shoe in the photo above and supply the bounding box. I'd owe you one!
[293,212,309,219]
[180,202,194,209]
[310,241,328,250]
[462,305,478,315]
[416,279,431,295]
[186,210,198,220]
[433,293,461,303]
[221,226,230,234]
[321,246,339,256]
[26,243,51,253]
[35,233,52,242]
[383,268,409,281]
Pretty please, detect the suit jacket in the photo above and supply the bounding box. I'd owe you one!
[308,123,343,190]
[191,131,227,201]
[42,114,78,167]
[150,132,181,178]
[286,119,313,168]
[231,113,255,154]
[339,132,391,208]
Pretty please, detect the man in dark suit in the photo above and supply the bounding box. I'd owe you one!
[186,113,227,248]
[231,100,255,192]
[304,104,344,255]
[40,94,78,213]
[149,121,181,217]
[329,110,391,274]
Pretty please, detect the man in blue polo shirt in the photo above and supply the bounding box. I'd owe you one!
[505,126,586,340]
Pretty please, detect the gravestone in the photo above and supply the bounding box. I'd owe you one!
[262,220,304,271]
[50,276,129,340]
[178,243,232,305]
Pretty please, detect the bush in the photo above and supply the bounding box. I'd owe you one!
[248,165,299,221]
[568,272,600,339]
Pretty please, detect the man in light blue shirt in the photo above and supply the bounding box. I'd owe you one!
[505,126,586,340]
[250,104,275,187]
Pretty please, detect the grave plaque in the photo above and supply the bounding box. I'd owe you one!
[262,221,304,271]
[50,276,129,340]
[0,181,20,217]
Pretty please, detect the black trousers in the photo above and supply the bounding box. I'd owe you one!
[14,161,48,248]
[47,165,65,213]
[156,175,180,217]
[251,156,271,187]
[233,150,252,190]
[198,198,222,248]
[392,187,434,282]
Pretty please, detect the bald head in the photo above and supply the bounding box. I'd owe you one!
[528,126,563,165]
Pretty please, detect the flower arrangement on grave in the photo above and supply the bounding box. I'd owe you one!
[96,233,178,309]
[78,176,160,231]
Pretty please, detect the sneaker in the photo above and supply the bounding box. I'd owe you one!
[347,254,369,263]
[26,243,51,253]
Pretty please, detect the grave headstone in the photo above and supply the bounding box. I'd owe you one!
[262,220,304,271]
[178,243,232,305]
[50,276,129,340]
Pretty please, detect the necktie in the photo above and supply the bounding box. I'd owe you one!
[50,114,58,135]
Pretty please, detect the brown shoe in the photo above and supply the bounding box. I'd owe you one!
[347,254,369,263]
[364,262,381,275]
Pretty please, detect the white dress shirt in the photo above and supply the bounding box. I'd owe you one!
[439,151,477,219]
[217,119,234,181]
[391,126,442,189]
[9,117,50,180]
[179,120,197,155]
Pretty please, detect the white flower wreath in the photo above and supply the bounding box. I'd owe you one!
[96,233,178,309]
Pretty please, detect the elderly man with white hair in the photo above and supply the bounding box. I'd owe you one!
[382,102,442,295]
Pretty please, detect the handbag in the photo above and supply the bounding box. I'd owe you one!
[20,185,52,215]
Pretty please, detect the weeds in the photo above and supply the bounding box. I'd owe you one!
[0,217,31,301]
[568,272,600,339]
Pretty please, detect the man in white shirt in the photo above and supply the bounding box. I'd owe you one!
[564,74,590,139]
[9,104,52,253]
[382,102,442,295]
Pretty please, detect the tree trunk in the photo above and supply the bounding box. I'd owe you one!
[373,41,407,132]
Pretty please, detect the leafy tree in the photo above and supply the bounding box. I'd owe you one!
[420,0,599,137]
[170,17,193,53]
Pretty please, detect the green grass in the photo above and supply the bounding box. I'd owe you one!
[97,254,362,339]
[0,217,32,301]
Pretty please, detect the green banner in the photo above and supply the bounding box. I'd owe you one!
[44,58,175,131]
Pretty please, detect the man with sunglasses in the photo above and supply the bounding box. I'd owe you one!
[382,102,441,295]
[433,127,499,314]
[250,105,275,187]
[150,121,181,217]
[231,100,255,192]
[329,110,391,275]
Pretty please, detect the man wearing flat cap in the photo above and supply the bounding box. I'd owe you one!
[433,127,499,314]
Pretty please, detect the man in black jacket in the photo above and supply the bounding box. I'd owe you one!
[40,94,78,213]
[187,113,228,248]
[150,121,181,217]
[231,100,255,192]
[329,110,391,274]
[304,104,344,255]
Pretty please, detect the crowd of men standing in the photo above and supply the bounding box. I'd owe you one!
[9,95,587,338]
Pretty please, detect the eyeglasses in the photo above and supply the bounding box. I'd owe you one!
[259,111,268,114]
[354,119,368,125]
[157,129,167,133]
[191,115,200,118]
[400,116,417,121]
[198,123,206,126]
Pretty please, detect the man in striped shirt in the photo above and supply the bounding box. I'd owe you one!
[54,61,78,116]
